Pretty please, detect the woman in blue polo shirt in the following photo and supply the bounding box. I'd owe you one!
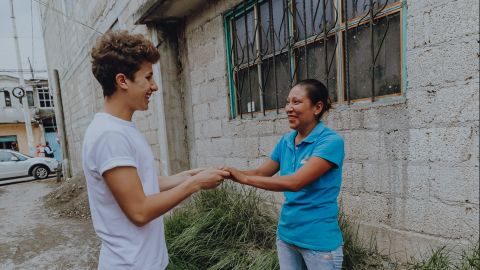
[224,79,344,270]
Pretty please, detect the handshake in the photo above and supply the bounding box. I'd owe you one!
[177,166,247,191]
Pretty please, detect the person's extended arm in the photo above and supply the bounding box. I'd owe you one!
[104,167,229,227]
[239,158,280,177]
[158,168,205,191]
[225,157,333,192]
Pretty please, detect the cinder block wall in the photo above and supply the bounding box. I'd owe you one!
[181,0,479,259]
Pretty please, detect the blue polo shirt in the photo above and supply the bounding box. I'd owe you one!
[271,121,344,251]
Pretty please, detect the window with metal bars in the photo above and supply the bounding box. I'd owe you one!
[224,0,404,118]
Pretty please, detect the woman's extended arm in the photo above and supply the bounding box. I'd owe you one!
[225,157,333,192]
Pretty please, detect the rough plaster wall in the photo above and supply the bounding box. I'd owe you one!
[182,0,479,260]
[39,0,165,176]
[156,26,190,174]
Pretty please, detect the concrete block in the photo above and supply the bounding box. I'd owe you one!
[382,129,409,161]
[392,197,479,239]
[407,37,478,88]
[363,108,379,129]
[194,122,203,139]
[232,137,259,158]
[407,0,479,49]
[205,156,226,167]
[342,162,363,194]
[245,120,275,136]
[144,130,157,145]
[348,130,382,161]
[259,135,281,157]
[407,0,457,11]
[430,164,479,204]
[408,82,480,128]
[211,137,233,156]
[224,157,249,170]
[248,157,266,169]
[195,139,212,156]
[404,165,431,199]
[408,127,473,163]
[341,192,392,226]
[209,99,230,119]
[192,103,209,121]
[362,162,393,195]
[222,120,247,137]
[274,117,291,134]
[203,119,223,138]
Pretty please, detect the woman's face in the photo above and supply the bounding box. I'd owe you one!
[285,85,322,130]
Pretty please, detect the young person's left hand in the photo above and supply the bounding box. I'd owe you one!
[176,168,206,180]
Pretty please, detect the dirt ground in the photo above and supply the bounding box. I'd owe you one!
[0,178,100,269]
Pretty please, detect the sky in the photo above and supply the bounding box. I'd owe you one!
[0,0,47,80]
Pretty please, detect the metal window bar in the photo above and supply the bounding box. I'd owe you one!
[229,0,399,118]
[343,0,394,103]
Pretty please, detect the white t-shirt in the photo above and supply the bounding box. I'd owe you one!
[82,113,168,270]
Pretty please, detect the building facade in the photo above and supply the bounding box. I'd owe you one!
[0,75,61,160]
[40,0,479,260]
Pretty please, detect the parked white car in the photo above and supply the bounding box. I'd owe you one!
[0,149,59,180]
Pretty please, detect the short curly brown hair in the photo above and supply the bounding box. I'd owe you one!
[91,31,160,97]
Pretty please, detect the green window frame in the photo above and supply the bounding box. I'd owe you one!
[224,0,406,119]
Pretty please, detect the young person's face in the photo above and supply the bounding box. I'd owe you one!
[125,62,158,111]
[285,85,322,130]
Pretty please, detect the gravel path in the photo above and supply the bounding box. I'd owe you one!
[0,178,100,269]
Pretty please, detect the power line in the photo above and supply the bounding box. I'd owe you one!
[31,0,104,35]
[0,69,47,73]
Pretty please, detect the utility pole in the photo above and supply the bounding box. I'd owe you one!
[10,0,35,156]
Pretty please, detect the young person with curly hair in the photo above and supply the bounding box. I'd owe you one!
[82,31,229,269]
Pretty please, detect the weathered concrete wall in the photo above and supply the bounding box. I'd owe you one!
[40,0,479,261]
[39,0,167,176]
[180,0,479,260]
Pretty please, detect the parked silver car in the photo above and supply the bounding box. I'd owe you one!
[0,149,59,180]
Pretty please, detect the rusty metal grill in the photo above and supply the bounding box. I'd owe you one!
[226,0,402,118]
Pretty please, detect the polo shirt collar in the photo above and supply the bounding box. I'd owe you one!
[303,121,326,143]
[287,121,326,149]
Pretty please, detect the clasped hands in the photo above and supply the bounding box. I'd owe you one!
[175,166,248,190]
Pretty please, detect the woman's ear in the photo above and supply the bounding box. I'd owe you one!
[115,73,128,90]
[314,101,324,116]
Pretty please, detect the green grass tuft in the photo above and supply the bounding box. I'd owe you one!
[165,184,279,270]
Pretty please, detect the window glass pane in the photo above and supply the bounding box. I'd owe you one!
[344,13,401,100]
[4,91,11,107]
[233,9,256,65]
[0,152,12,162]
[261,52,292,110]
[27,91,34,106]
[296,36,338,101]
[236,66,260,115]
[12,153,27,161]
[294,0,335,41]
[344,0,393,21]
[259,0,288,55]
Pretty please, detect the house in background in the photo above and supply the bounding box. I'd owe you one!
[0,74,61,161]
[39,0,478,262]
